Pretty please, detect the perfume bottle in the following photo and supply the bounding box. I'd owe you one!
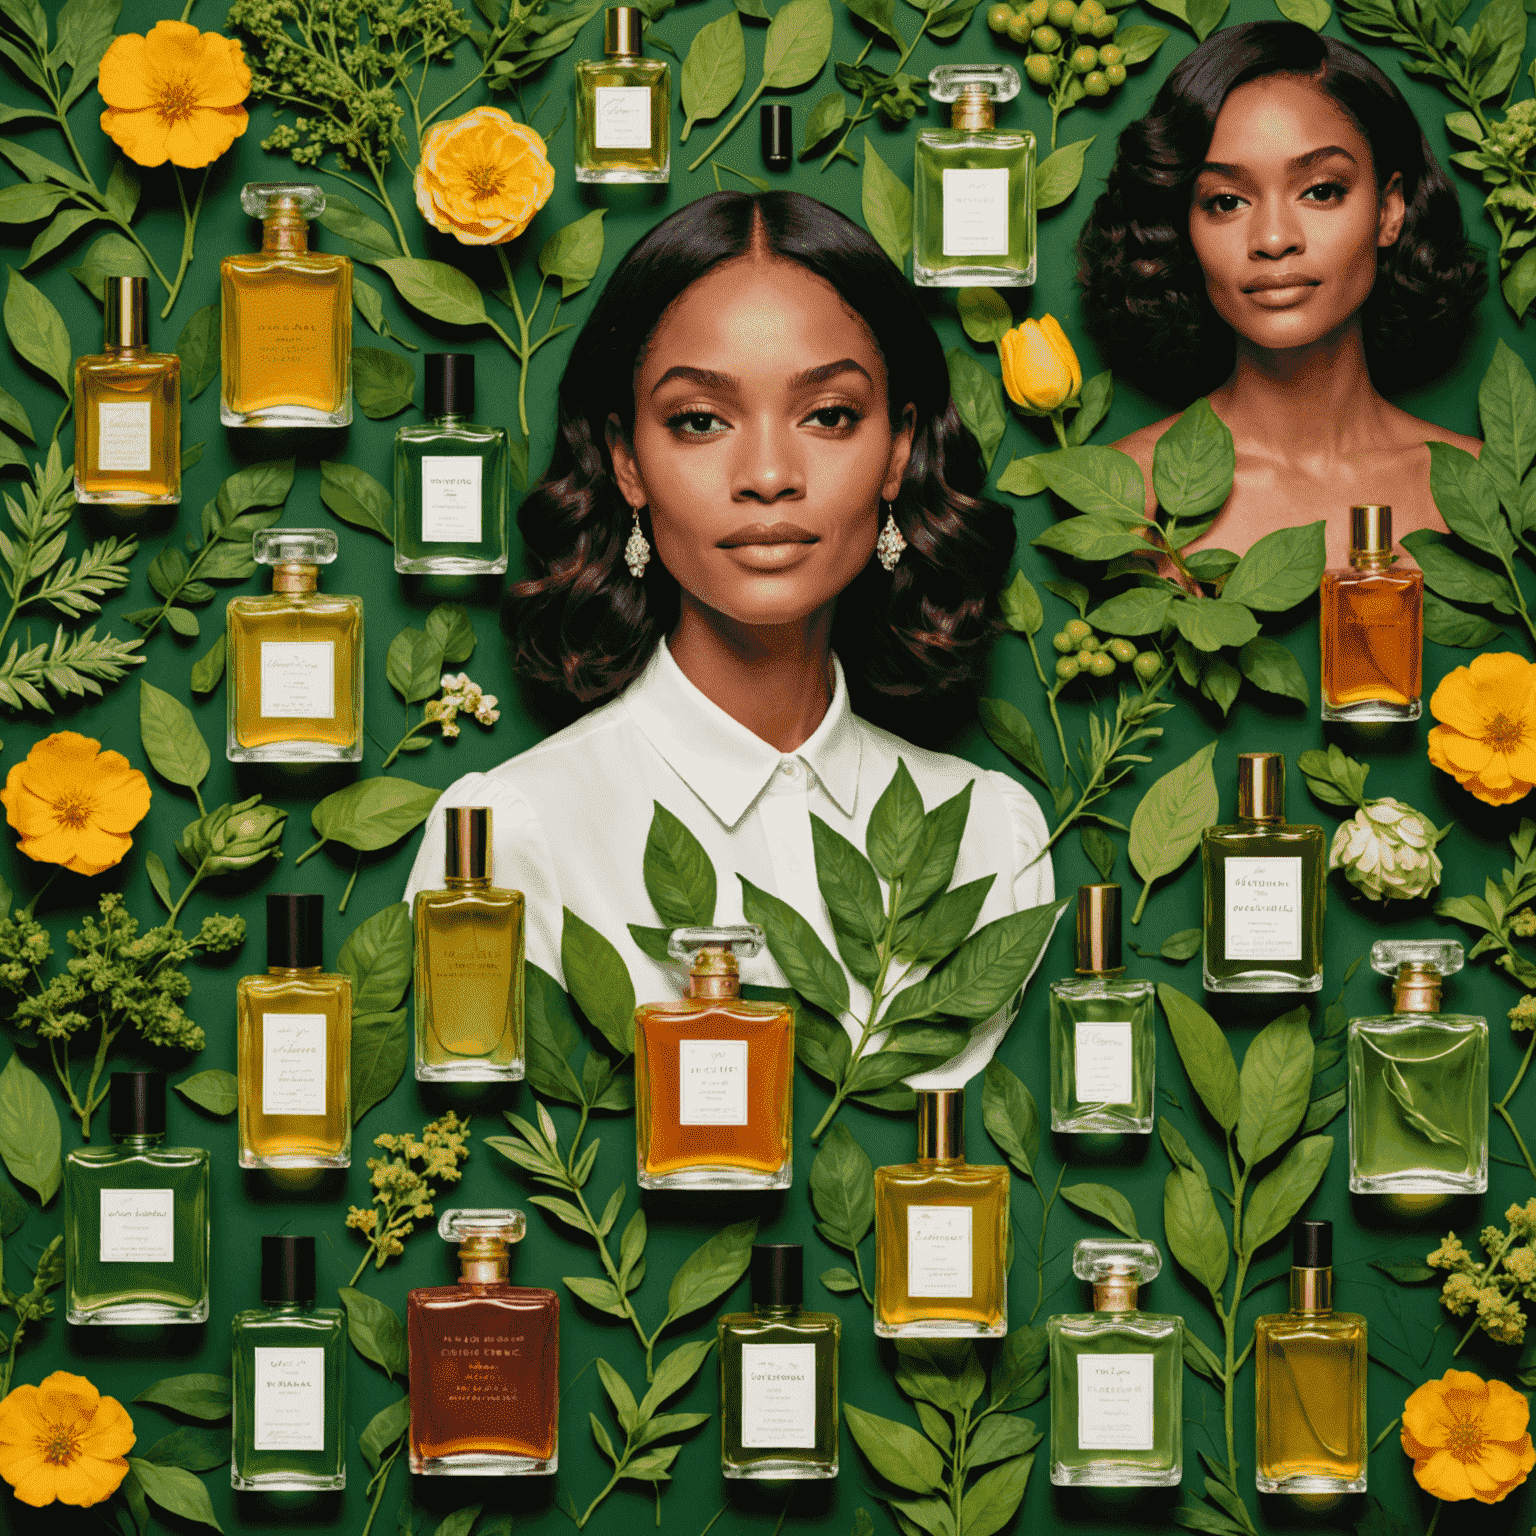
[73,275,180,507]
[64,1072,210,1325]
[1201,752,1325,993]
[237,894,352,1169]
[1254,1220,1367,1494]
[407,1209,559,1475]
[414,806,525,1082]
[873,1089,1008,1338]
[912,65,1035,287]
[231,1236,347,1491]
[1321,504,1423,723]
[1048,1239,1182,1487]
[1050,884,1154,1133]
[394,354,509,574]
[1348,939,1487,1195]
[220,182,352,428]
[574,7,670,184]
[226,528,363,763]
[633,925,793,1190]
[718,1244,840,1480]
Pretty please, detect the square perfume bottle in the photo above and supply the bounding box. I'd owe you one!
[575,7,670,183]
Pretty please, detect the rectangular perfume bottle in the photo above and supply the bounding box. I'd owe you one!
[874,1089,1008,1338]
[64,1073,210,1325]
[1201,752,1325,993]
[575,7,670,183]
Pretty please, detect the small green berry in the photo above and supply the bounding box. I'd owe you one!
[1026,0,1050,20]
[1075,648,1095,670]
[1031,23,1062,48]
[1104,61,1126,85]
[1088,652,1116,678]
[1092,11,1117,34]
[1071,45,1099,74]
[1063,618,1093,643]
[1024,51,1057,83]
[1108,637,1138,663]
[1080,635,1103,652]
[1056,657,1081,681]
[987,2,1015,30]
[1083,68,1109,93]
[1070,5,1096,30]
[1096,41,1123,64]
[1007,11,1034,40]
[1133,651,1161,682]
[1052,630,1075,653]
[1047,0,1078,24]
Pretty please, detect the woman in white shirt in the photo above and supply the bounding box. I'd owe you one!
[403,191,1054,1087]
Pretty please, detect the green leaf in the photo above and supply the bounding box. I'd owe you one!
[1242,1135,1333,1249]
[681,10,746,137]
[1173,597,1260,652]
[800,91,846,153]
[1186,0,1227,36]
[1237,635,1308,705]
[1160,928,1202,961]
[1370,1260,1438,1284]
[4,266,71,396]
[644,802,717,926]
[968,1417,1040,1468]
[1087,587,1172,636]
[424,603,475,664]
[1423,591,1501,647]
[662,1218,757,1327]
[844,1403,946,1493]
[1060,1182,1140,1236]
[309,779,439,863]
[1080,824,1116,880]
[168,302,215,406]
[961,1453,1035,1536]
[1236,1007,1314,1164]
[319,460,393,542]
[1275,0,1329,26]
[996,455,1047,497]
[0,181,68,226]
[133,1374,232,1421]
[190,634,226,693]
[1114,22,1169,60]
[353,346,415,419]
[128,1459,222,1532]
[1034,515,1152,561]
[958,287,1012,345]
[24,208,99,268]
[318,194,400,259]
[1034,136,1094,210]
[1382,1058,1465,1148]
[0,1053,59,1204]
[640,1338,715,1418]
[140,1425,230,1472]
[822,1265,860,1292]
[378,257,489,328]
[1066,370,1113,446]
[982,1058,1039,1176]
[1402,530,1519,612]
[173,1069,237,1117]
[998,570,1044,635]
[1158,984,1239,1130]
[1221,521,1326,611]
[1163,1164,1228,1295]
[762,0,833,85]
[810,1122,875,1248]
[339,1286,409,1380]
[862,136,912,272]
[387,626,445,705]
[139,679,208,795]
[1129,742,1218,901]
[900,876,993,964]
[1153,397,1233,520]
[538,209,607,299]
[741,876,851,1017]
[339,902,413,1018]
[1504,247,1536,324]
[561,908,637,1055]
[1034,446,1146,521]
[1428,439,1513,559]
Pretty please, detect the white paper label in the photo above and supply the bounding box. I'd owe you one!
[1224,856,1303,960]
[942,167,1010,256]
[907,1205,973,1298]
[262,1012,329,1117]
[253,1347,326,1451]
[678,1039,748,1125]
[595,86,652,148]
[96,401,152,472]
[420,455,483,543]
[740,1343,817,1448]
[260,641,335,720]
[99,1187,174,1263]
[1074,1021,1134,1103]
[1077,1354,1155,1450]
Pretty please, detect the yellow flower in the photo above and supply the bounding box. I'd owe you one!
[414,106,554,246]
[97,20,251,169]
[998,315,1082,412]
[1427,652,1536,806]
[1402,1368,1535,1504]
[0,733,151,876]
[0,1371,135,1508]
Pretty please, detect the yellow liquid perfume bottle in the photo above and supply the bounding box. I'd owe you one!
[237,895,352,1169]
[221,182,352,428]
[874,1089,1008,1338]
[575,7,670,183]
[226,528,363,763]
[73,275,180,506]
[414,806,526,1082]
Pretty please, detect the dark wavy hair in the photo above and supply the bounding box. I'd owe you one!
[506,191,1016,718]
[1076,20,1486,400]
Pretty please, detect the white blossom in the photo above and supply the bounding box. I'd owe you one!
[1328,797,1443,901]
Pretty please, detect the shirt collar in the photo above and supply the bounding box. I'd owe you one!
[622,641,863,829]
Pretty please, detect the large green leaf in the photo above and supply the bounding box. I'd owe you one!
[1236,1006,1314,1165]
[1157,984,1240,1131]
[809,1122,875,1247]
[1221,521,1326,611]
[741,875,851,1018]
[0,1053,60,1204]
[309,777,440,854]
[680,9,746,137]
[844,1403,946,1493]
[1129,742,1218,895]
[1152,396,1233,520]
[1242,1135,1333,1250]
[643,802,717,927]
[1163,1164,1228,1296]
[561,908,637,1056]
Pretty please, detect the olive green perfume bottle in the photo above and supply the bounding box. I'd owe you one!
[574,7,670,183]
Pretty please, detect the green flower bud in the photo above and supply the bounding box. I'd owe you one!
[1104,61,1126,85]
[1088,652,1116,677]
[1064,618,1094,642]
[1031,23,1062,49]
[1052,630,1076,653]
[1132,651,1161,682]
[1024,51,1057,83]
[178,795,289,877]
[987,2,1015,30]
[1108,638,1138,663]
[1055,657,1080,681]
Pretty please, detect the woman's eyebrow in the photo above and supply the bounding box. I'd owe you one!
[650,358,874,395]
[1198,145,1359,178]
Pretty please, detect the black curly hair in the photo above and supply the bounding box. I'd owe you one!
[1076,20,1486,401]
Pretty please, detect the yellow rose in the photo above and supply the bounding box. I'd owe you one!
[998,315,1082,412]
[414,106,554,246]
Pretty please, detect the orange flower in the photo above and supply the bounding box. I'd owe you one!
[1402,1368,1535,1503]
[0,733,151,876]
[0,1371,135,1508]
[1427,651,1536,806]
[98,20,251,169]
[414,106,554,246]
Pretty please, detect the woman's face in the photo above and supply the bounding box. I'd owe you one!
[608,252,913,632]
[1188,74,1405,355]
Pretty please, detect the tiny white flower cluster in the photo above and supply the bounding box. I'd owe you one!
[1328,797,1443,902]
[423,673,500,740]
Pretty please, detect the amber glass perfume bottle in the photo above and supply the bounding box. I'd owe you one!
[1321,504,1423,722]
[1201,752,1325,993]
[221,182,352,427]
[874,1090,1008,1338]
[226,528,363,763]
[407,1209,559,1475]
[1255,1220,1367,1493]
[575,7,670,183]
[73,276,180,506]
[414,806,525,1082]
[633,926,793,1190]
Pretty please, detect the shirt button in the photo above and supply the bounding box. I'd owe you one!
[781,760,801,780]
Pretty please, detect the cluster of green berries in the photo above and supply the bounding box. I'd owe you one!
[986,0,1127,94]
[1051,618,1160,683]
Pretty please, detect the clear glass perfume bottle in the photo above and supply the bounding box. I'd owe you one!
[237,894,352,1169]
[221,182,352,428]
[231,1236,347,1491]
[575,7,670,183]
[64,1072,210,1325]
[633,925,793,1190]
[1255,1220,1367,1493]
[718,1244,840,1480]
[414,806,525,1082]
[912,65,1035,287]
[226,528,363,763]
[394,354,509,574]
[874,1089,1008,1338]
[73,275,180,506]
[1050,884,1154,1133]
[1201,752,1325,993]
[1348,939,1487,1195]
[1048,1239,1182,1487]
[407,1209,559,1476]
[1321,504,1423,723]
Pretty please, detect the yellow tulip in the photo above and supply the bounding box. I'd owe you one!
[998,315,1082,412]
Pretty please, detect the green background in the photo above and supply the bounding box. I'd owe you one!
[1,0,1534,1531]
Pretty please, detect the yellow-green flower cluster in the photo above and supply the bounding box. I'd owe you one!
[346,1111,473,1274]
[1511,994,1536,1032]
[1429,1201,1536,1346]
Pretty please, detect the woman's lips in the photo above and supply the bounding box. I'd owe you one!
[717,521,819,549]
[1241,272,1321,307]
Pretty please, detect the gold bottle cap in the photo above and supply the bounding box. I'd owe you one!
[668,925,761,999]
[952,86,995,131]
[1350,504,1393,559]
[605,6,641,54]
[102,275,148,349]
[1075,883,1123,975]
[1235,752,1284,822]
[1371,940,1462,1014]
[1392,962,1442,1014]
[915,1089,965,1160]
[445,806,492,882]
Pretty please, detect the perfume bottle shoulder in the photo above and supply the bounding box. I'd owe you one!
[223,250,351,278]
[1203,822,1324,847]
[240,970,351,998]
[76,352,179,378]
[876,1160,1006,1191]
[1256,1308,1367,1339]
[719,1310,839,1341]
[1050,1309,1181,1340]
[1051,975,1153,1002]
[917,127,1034,151]
[637,997,789,1026]
[227,591,362,618]
[397,421,507,448]
[1349,1011,1486,1035]
[578,54,667,77]
[233,1307,345,1336]
[415,884,524,912]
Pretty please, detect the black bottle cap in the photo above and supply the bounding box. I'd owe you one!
[426,352,474,419]
[110,1071,165,1136]
[751,1243,803,1306]
[261,1235,317,1305]
[267,893,324,969]
[760,104,791,172]
[1294,1219,1331,1268]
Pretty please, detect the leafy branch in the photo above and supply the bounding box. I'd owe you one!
[0,1226,62,1397]
[810,1124,875,1304]
[380,602,483,767]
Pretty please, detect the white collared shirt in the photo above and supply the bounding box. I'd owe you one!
[402,641,1055,1088]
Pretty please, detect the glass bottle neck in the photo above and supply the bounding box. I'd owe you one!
[262,218,311,254]
[1092,1277,1140,1312]
[430,412,467,429]
[444,875,489,890]
[268,965,323,977]
[262,1300,317,1315]
[1234,814,1283,829]
[1290,1266,1333,1313]
[101,342,147,358]
[271,563,319,594]
[1349,549,1393,572]
[915,1154,967,1168]
[460,1257,510,1284]
[113,1133,165,1149]
[752,1302,801,1320]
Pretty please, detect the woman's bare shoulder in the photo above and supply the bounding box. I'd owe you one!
[1387,404,1481,457]
[1110,413,1184,513]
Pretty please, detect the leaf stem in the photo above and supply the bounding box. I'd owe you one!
[688,80,768,172]
[1028,1163,1064,1323]
[1495,1028,1536,1184]
[162,166,210,320]
[819,13,933,171]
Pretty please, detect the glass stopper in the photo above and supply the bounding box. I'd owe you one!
[438,1208,526,1246]
[253,528,338,568]
[241,182,326,221]
[1072,1237,1163,1285]
[666,924,765,964]
[927,64,1021,104]
[1369,939,1464,979]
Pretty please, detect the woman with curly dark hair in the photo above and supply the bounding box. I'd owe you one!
[403,190,1053,1089]
[1077,21,1486,565]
